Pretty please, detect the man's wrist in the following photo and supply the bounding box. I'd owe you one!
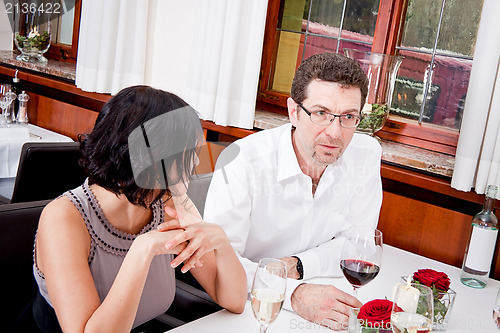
[291,256,304,280]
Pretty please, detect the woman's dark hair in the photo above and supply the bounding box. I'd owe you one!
[79,85,203,208]
[290,52,369,110]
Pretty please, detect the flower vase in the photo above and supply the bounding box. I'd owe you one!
[402,276,457,331]
[344,49,404,139]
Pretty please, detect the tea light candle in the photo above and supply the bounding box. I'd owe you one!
[393,277,420,313]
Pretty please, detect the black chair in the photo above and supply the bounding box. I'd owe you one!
[7,142,86,204]
[1,172,219,332]
[0,199,51,332]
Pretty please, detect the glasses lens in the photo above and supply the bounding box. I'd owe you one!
[340,115,359,128]
[310,112,331,126]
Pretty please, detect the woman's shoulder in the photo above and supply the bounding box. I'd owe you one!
[39,196,88,237]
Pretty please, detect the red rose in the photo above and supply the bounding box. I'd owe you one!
[412,269,450,292]
[357,299,396,329]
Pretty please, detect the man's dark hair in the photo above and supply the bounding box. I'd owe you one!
[290,52,369,110]
[79,85,202,208]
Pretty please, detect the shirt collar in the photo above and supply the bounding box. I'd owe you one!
[276,124,347,184]
[277,124,303,182]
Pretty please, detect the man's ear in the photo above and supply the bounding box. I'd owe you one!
[287,97,299,128]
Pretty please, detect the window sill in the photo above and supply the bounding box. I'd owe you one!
[254,110,454,178]
[0,50,76,82]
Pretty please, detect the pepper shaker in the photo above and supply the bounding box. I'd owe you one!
[17,91,29,124]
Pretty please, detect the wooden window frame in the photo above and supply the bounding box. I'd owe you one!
[257,0,459,156]
[42,0,82,63]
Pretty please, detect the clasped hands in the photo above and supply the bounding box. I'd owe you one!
[280,256,362,330]
[152,198,226,273]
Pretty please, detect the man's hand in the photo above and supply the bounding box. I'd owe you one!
[291,283,362,330]
[280,256,300,279]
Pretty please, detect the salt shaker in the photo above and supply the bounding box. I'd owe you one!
[17,91,29,124]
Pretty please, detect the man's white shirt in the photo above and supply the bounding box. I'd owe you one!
[204,123,383,310]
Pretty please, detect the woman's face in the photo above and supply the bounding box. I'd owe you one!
[168,152,200,197]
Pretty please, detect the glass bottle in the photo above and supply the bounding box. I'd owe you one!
[461,185,499,288]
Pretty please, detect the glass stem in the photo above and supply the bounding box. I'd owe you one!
[353,286,359,298]
[260,324,269,333]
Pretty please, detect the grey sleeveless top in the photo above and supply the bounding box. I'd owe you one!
[34,179,176,329]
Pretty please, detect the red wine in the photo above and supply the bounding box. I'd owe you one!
[340,259,380,286]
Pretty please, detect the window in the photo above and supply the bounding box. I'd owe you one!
[258,0,484,155]
[44,0,81,63]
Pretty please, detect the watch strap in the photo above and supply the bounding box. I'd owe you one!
[291,256,304,280]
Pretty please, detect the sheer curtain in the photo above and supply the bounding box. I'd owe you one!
[76,0,268,129]
[184,0,268,129]
[75,0,150,94]
[451,0,500,197]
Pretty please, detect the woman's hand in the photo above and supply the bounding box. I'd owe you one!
[158,220,230,273]
[136,228,187,257]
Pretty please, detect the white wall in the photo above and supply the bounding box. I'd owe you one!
[0,2,14,50]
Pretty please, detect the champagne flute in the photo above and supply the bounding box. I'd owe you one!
[340,226,383,297]
[391,283,434,333]
[250,258,287,333]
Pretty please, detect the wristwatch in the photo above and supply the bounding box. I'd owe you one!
[292,256,304,280]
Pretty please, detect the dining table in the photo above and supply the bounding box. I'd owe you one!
[169,245,500,332]
[0,123,73,200]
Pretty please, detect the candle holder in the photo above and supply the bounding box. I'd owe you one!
[13,3,52,64]
[344,49,404,139]
[402,276,456,331]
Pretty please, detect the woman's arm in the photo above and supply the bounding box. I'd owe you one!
[159,220,247,314]
[36,197,185,333]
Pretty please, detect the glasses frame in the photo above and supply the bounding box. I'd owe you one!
[296,102,361,128]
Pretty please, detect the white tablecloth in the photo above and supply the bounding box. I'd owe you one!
[169,245,500,332]
[0,124,73,198]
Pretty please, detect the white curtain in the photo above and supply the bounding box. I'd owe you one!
[76,0,268,129]
[75,0,150,94]
[451,0,500,197]
[184,0,268,129]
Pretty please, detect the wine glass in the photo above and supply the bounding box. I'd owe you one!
[391,283,434,333]
[493,287,500,329]
[250,258,287,333]
[340,226,383,297]
[0,85,17,127]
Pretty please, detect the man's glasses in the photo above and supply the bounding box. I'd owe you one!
[297,102,361,128]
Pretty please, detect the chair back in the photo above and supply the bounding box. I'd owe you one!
[0,199,51,332]
[10,142,86,203]
[186,172,213,216]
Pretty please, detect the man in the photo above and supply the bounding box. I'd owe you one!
[204,52,383,329]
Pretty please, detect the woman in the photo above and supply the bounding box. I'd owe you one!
[31,86,247,332]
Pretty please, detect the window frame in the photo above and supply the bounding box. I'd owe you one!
[257,0,460,156]
[40,0,81,63]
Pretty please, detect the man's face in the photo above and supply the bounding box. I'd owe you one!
[288,79,361,167]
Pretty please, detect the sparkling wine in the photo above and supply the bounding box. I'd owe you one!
[340,259,380,287]
[391,312,432,333]
[251,289,284,325]
[493,306,500,329]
